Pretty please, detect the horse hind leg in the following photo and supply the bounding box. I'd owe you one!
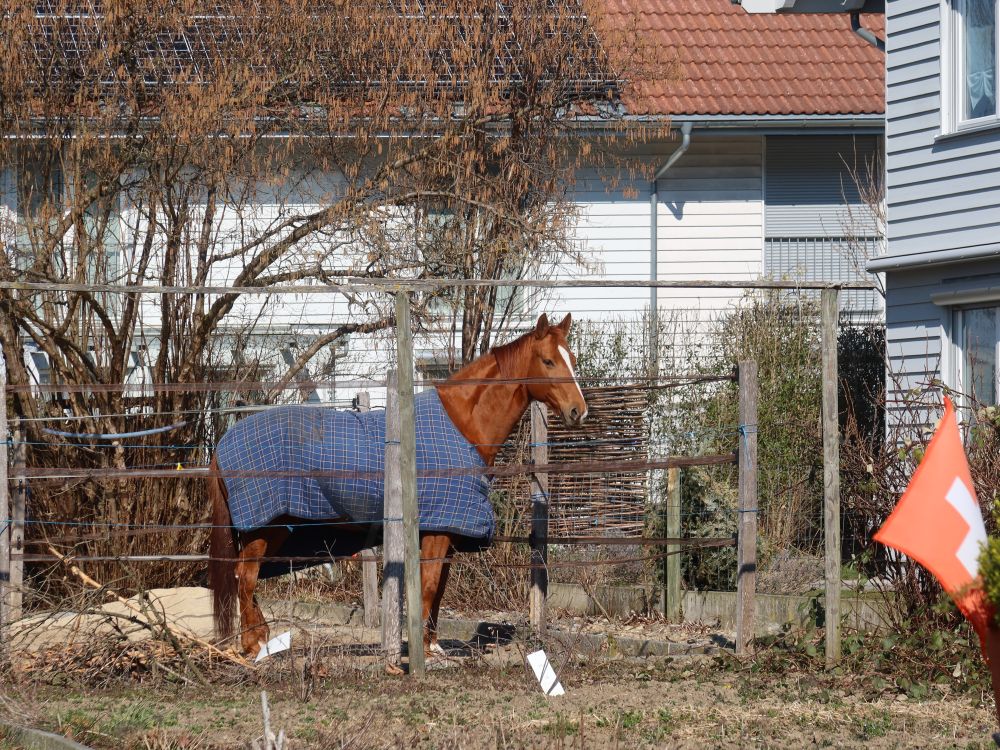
[236,526,290,658]
[420,533,453,657]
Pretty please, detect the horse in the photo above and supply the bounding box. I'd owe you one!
[208,312,588,658]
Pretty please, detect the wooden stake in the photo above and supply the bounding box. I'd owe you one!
[0,352,8,628]
[381,370,403,666]
[395,291,425,677]
[821,287,841,667]
[735,360,758,656]
[9,421,24,623]
[355,391,380,629]
[664,467,681,621]
[529,401,549,636]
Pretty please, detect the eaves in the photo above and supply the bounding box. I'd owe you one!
[867,243,1000,273]
[3,112,885,142]
[575,113,885,137]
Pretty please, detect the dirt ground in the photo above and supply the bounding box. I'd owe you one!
[2,632,997,750]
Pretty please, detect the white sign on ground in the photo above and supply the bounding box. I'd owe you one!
[526,650,565,697]
[255,631,292,663]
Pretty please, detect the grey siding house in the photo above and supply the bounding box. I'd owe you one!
[868,0,1000,417]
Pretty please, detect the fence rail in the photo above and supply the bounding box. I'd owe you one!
[0,278,855,667]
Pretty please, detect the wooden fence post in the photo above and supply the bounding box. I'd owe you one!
[10,422,23,624]
[381,371,403,666]
[821,287,841,667]
[664,467,681,621]
[735,360,758,656]
[355,391,380,630]
[395,291,425,677]
[0,353,8,628]
[529,401,549,636]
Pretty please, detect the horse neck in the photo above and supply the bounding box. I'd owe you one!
[435,352,530,466]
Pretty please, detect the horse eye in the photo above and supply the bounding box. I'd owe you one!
[543,359,555,368]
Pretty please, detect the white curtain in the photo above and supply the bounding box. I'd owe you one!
[965,0,997,116]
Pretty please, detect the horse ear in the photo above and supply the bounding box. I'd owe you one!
[534,313,550,339]
[556,313,572,334]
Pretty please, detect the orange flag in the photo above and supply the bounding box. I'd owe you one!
[874,396,992,643]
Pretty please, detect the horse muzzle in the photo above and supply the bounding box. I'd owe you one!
[561,405,588,428]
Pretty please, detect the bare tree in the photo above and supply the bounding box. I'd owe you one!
[840,142,886,297]
[0,0,661,583]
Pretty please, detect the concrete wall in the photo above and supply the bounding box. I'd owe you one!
[548,582,889,635]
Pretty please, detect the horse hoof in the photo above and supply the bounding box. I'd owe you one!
[425,642,455,667]
[243,638,266,660]
[424,642,448,660]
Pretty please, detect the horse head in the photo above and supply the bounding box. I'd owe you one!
[523,313,588,427]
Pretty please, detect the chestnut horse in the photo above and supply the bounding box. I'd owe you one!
[208,312,587,658]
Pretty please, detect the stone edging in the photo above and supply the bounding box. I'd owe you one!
[263,598,722,658]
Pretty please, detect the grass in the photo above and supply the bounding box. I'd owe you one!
[2,620,998,749]
[53,699,177,744]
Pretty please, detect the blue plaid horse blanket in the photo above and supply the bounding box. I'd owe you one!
[216,389,495,545]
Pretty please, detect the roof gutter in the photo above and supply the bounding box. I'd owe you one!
[850,11,885,52]
[867,243,1000,272]
[650,122,693,375]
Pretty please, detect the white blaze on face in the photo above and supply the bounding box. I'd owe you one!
[558,345,587,419]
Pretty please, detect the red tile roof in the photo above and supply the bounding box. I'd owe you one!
[600,0,885,117]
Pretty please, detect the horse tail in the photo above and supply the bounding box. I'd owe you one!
[208,455,238,642]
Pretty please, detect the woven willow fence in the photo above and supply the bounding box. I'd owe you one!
[496,384,649,538]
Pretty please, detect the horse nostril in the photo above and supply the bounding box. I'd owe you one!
[569,407,579,421]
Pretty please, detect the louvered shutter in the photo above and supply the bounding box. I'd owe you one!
[764,135,883,318]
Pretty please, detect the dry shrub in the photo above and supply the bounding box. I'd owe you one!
[666,292,823,591]
[843,380,1000,633]
[441,544,530,615]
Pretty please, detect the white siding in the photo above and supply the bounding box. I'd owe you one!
[4,129,882,398]
[885,0,1000,259]
[882,0,1000,420]
[655,135,763,321]
[537,136,765,361]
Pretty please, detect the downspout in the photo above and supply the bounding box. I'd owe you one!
[851,11,885,52]
[649,122,692,378]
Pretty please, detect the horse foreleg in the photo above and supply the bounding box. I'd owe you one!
[236,538,269,657]
[420,533,453,656]
[236,526,289,658]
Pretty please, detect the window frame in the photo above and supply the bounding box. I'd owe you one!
[943,0,1000,135]
[951,303,1000,408]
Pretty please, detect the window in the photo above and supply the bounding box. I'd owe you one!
[81,173,123,282]
[954,305,999,406]
[14,152,64,257]
[946,0,999,131]
[416,358,454,392]
[415,204,526,320]
[763,135,884,323]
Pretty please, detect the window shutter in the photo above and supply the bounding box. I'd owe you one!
[764,136,883,318]
[765,135,881,237]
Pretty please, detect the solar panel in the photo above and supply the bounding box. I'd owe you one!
[20,1,616,101]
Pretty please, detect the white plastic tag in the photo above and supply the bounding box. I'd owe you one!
[526,649,565,696]
[255,631,292,663]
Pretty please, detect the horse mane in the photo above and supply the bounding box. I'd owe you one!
[490,330,534,380]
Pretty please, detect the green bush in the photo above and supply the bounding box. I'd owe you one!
[980,529,1000,627]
